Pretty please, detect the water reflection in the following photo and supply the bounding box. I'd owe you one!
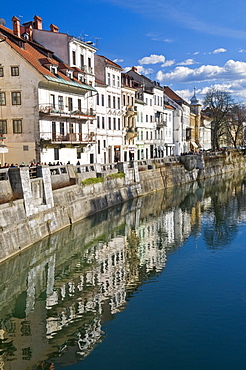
[1,173,246,369]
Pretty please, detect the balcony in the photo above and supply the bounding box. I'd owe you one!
[156,119,167,128]
[125,127,138,141]
[39,105,96,119]
[40,132,96,147]
[126,106,137,117]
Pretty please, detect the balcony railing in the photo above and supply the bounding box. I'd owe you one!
[41,132,96,144]
[156,119,167,128]
[39,105,96,118]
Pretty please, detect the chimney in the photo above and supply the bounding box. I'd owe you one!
[33,15,42,30]
[50,24,59,33]
[12,16,21,37]
[24,24,33,41]
[132,66,138,73]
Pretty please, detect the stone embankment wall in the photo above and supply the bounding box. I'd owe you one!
[0,152,245,263]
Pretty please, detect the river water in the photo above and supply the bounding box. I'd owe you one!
[1,173,246,370]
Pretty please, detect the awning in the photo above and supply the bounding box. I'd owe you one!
[191,141,198,148]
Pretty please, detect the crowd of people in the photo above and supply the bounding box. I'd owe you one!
[0,161,81,168]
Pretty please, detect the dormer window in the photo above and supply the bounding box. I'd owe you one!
[50,66,57,74]
[66,71,73,79]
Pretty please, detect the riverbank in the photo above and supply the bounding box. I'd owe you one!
[1,151,246,263]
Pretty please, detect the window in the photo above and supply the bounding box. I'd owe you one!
[107,73,110,86]
[0,67,3,77]
[68,97,73,111]
[113,96,116,109]
[13,119,22,133]
[117,75,120,87]
[108,95,111,108]
[108,117,111,130]
[80,54,84,69]
[123,94,126,106]
[23,145,29,151]
[77,148,82,159]
[98,140,101,154]
[112,74,115,86]
[52,121,56,140]
[0,92,6,105]
[101,94,104,106]
[146,115,148,122]
[146,131,149,140]
[54,148,59,161]
[69,123,74,133]
[72,51,76,65]
[0,120,7,134]
[97,116,100,128]
[60,122,64,136]
[78,98,81,111]
[118,97,120,109]
[104,139,106,148]
[11,66,19,76]
[11,92,21,105]
[97,94,99,105]
[102,116,105,129]
[118,118,120,130]
[113,117,116,130]
[58,96,64,110]
[50,94,55,108]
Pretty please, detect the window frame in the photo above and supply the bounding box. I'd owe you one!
[11,91,21,105]
[0,92,6,106]
[0,120,7,134]
[11,66,19,76]
[13,119,22,134]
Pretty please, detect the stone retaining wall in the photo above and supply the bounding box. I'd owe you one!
[1,153,246,263]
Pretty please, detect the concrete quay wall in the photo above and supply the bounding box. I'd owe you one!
[0,152,245,263]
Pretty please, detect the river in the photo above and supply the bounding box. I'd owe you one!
[1,173,246,370]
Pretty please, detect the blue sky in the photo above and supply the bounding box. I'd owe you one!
[2,0,246,103]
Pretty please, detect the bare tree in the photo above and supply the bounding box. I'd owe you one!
[203,89,234,150]
[225,104,246,148]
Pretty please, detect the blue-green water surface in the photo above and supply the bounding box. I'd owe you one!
[1,175,246,370]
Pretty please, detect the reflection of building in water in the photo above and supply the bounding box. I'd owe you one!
[97,237,126,314]
[0,189,204,369]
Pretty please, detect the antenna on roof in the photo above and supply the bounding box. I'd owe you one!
[91,36,102,49]
[0,18,6,26]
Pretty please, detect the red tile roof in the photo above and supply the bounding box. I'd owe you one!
[0,24,90,88]
[164,86,189,106]
[97,55,123,70]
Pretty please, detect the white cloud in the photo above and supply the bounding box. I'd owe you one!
[212,48,227,54]
[136,65,155,75]
[177,58,197,66]
[163,38,173,43]
[161,60,175,67]
[239,49,246,53]
[156,59,246,84]
[138,54,165,65]
[174,89,193,101]
[194,51,200,55]
[113,58,124,63]
[123,65,154,75]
